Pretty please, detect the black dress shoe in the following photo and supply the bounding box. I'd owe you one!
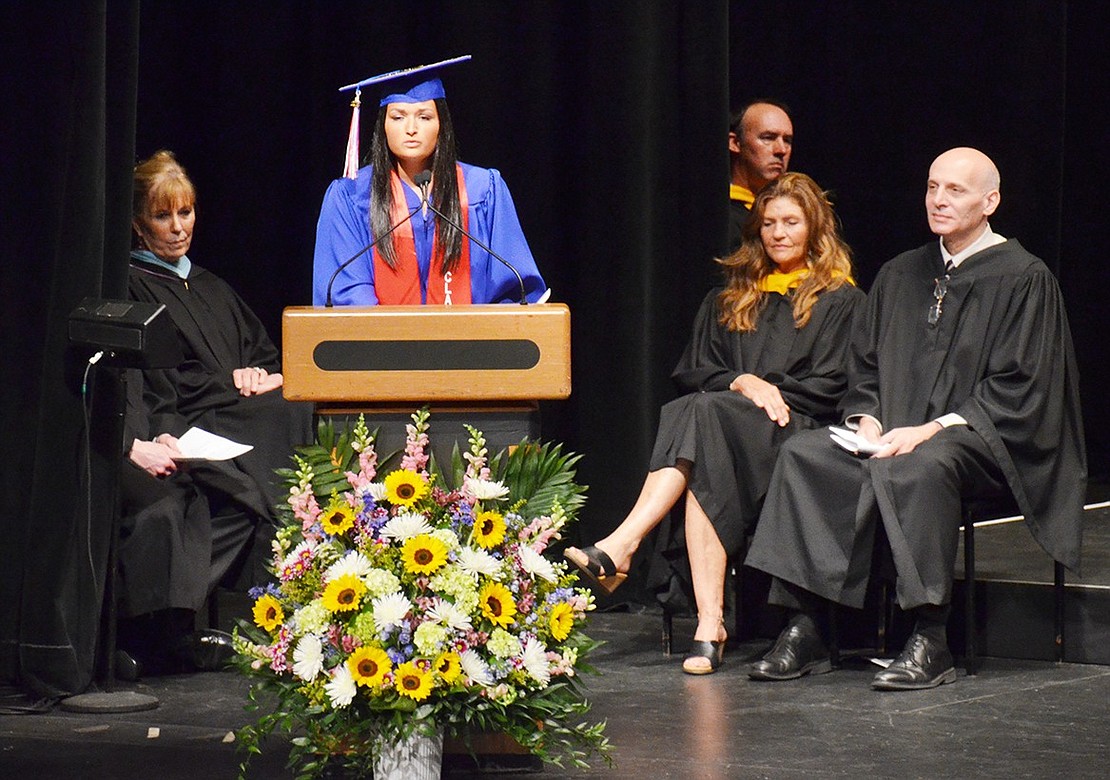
[748,615,832,681]
[872,632,956,691]
[187,629,236,671]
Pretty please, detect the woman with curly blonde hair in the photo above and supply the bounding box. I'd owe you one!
[567,173,863,674]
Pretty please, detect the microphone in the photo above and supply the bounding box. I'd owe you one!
[415,170,431,218]
[415,170,528,305]
[324,202,420,307]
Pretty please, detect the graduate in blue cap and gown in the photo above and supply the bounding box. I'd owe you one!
[313,56,547,306]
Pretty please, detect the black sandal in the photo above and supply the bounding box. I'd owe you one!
[564,545,628,593]
[682,640,725,675]
[683,615,726,675]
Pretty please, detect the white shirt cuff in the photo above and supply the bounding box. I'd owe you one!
[845,414,883,435]
[934,413,967,428]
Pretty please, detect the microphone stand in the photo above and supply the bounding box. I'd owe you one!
[324,205,421,307]
[416,175,528,305]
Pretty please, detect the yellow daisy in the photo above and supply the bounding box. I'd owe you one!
[473,510,506,550]
[319,496,356,536]
[479,582,517,628]
[433,651,462,684]
[401,534,449,576]
[394,661,434,701]
[348,645,392,687]
[383,469,429,508]
[252,593,284,632]
[322,574,367,613]
[548,601,575,641]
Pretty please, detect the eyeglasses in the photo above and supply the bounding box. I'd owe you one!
[928,274,949,326]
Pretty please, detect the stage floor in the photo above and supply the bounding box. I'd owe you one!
[2,610,1107,779]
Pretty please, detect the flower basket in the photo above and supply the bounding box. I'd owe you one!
[374,726,443,779]
[233,409,610,779]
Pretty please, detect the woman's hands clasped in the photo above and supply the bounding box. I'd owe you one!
[730,373,790,427]
[233,366,284,397]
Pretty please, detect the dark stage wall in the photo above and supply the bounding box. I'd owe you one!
[1,1,1105,695]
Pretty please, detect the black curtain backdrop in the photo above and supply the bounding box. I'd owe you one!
[1,0,1105,695]
[1,0,139,696]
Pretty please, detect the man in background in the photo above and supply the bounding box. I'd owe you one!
[726,100,794,253]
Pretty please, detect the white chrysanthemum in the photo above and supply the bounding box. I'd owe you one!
[380,511,432,542]
[324,550,373,582]
[456,546,503,579]
[463,476,510,501]
[362,481,388,502]
[372,592,413,628]
[325,663,357,708]
[281,538,317,570]
[459,648,493,686]
[522,637,551,685]
[427,598,473,632]
[292,634,324,681]
[517,545,558,583]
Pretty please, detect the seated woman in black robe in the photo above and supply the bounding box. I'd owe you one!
[117,150,312,676]
[565,173,863,674]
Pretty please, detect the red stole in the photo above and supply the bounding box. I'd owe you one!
[372,165,471,305]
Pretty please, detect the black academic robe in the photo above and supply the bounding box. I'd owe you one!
[117,369,212,617]
[725,199,750,255]
[746,239,1086,611]
[645,283,864,609]
[127,259,313,521]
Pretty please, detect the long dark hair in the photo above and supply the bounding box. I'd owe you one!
[369,98,463,272]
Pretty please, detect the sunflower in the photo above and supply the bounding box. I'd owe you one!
[394,661,434,701]
[473,510,506,550]
[433,651,462,684]
[319,496,356,536]
[383,469,429,508]
[548,601,575,641]
[348,645,392,687]
[322,573,367,613]
[252,593,284,632]
[478,582,518,628]
[401,533,449,576]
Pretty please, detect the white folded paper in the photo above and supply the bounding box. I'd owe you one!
[828,426,886,456]
[173,427,253,461]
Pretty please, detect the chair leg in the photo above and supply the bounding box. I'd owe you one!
[732,562,745,641]
[1054,561,1066,663]
[827,601,839,668]
[207,589,220,631]
[662,611,673,656]
[963,514,978,675]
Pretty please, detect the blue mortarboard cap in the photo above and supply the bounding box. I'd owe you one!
[339,55,471,106]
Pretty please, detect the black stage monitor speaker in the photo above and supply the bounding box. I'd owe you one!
[68,297,183,369]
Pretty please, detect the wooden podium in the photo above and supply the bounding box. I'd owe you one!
[282,304,571,454]
[282,303,570,405]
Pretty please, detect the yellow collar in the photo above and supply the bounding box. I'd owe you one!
[759,269,810,294]
[730,184,754,208]
[759,268,856,294]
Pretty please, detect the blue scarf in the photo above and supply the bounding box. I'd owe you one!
[131,249,191,279]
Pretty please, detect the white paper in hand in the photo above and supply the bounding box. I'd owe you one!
[828,426,885,456]
[174,427,253,461]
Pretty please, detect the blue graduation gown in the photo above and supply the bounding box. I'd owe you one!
[312,163,546,305]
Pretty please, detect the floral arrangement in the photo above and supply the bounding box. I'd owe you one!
[234,409,610,778]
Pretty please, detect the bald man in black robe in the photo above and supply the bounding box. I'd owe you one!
[744,147,1085,690]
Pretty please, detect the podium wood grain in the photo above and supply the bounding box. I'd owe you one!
[282,304,571,402]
